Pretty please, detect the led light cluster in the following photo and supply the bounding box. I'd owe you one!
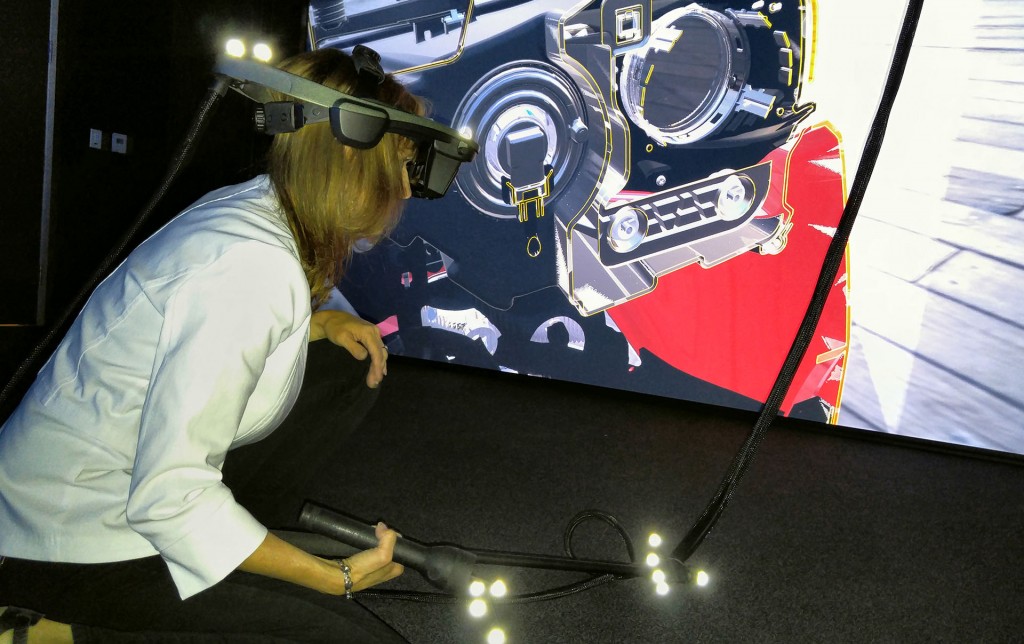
[467,578,509,643]
[646,532,671,596]
[645,531,711,595]
[224,37,274,62]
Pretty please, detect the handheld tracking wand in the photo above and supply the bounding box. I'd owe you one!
[298,502,705,601]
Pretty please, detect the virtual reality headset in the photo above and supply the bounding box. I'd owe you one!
[213,49,479,199]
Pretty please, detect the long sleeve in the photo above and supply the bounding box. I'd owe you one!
[126,242,310,599]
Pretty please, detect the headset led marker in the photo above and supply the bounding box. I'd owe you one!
[225,39,245,58]
[252,43,273,63]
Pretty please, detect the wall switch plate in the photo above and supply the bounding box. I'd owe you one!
[111,132,129,154]
[89,128,105,150]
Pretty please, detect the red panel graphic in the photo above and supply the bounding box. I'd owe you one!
[608,124,849,416]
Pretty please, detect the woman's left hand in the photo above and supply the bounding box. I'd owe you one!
[309,310,387,388]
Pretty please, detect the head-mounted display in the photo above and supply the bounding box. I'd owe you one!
[213,52,479,199]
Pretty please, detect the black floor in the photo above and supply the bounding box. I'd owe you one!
[306,356,1024,644]
[2,331,1022,643]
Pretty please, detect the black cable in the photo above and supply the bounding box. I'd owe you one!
[0,74,231,424]
[563,509,636,563]
[671,0,926,562]
[360,573,622,605]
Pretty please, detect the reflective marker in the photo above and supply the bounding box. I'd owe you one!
[486,627,507,644]
[645,553,660,567]
[655,581,671,596]
[468,598,488,618]
[651,569,666,584]
[648,533,663,548]
[252,43,273,62]
[469,580,486,597]
[489,580,508,598]
[696,570,710,587]
[225,39,245,58]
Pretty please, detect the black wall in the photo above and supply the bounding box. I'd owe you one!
[45,0,310,311]
[1,1,51,324]
[1,0,309,417]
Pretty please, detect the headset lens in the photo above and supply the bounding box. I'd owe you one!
[408,144,462,199]
[329,101,389,148]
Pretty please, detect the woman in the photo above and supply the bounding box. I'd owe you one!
[0,47,422,642]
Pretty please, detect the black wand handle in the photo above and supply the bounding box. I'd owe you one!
[299,502,478,594]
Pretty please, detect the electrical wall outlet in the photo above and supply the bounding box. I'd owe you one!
[111,132,129,154]
[89,128,106,150]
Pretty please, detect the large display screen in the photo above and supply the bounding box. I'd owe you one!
[311,0,1024,456]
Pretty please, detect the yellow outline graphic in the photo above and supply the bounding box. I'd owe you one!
[397,1,477,75]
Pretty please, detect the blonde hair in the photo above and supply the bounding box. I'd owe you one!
[266,48,424,306]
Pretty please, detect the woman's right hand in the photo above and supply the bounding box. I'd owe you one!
[323,522,405,594]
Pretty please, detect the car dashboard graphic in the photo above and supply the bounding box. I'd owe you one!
[315,0,847,422]
[311,0,811,314]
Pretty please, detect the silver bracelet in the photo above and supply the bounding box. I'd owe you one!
[337,559,354,599]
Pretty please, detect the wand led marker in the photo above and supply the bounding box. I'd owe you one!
[644,531,710,594]
[300,502,478,594]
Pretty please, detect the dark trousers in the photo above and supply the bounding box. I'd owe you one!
[0,341,405,643]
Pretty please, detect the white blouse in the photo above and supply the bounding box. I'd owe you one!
[0,175,311,599]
